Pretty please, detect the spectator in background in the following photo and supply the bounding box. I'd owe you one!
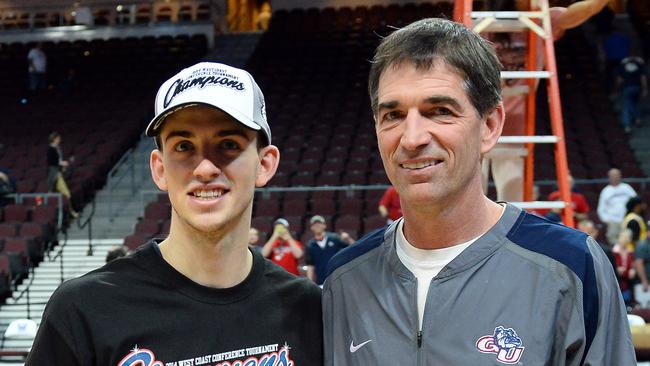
[547,174,590,226]
[578,219,617,280]
[614,53,648,133]
[248,227,262,253]
[105,246,129,263]
[378,185,401,223]
[46,132,78,218]
[262,218,303,275]
[603,27,631,90]
[59,68,78,95]
[635,235,650,308]
[597,168,636,245]
[27,42,47,92]
[305,215,354,285]
[0,168,16,207]
[255,1,272,30]
[622,196,647,248]
[613,228,636,306]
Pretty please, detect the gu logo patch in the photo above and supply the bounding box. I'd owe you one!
[476,326,525,364]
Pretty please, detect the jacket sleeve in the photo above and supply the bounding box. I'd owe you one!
[323,283,334,366]
[582,237,636,365]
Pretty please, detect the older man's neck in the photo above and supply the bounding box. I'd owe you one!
[401,194,503,250]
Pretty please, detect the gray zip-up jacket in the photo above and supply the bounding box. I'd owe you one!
[323,204,636,365]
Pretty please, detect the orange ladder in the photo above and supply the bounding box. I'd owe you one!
[455,0,575,227]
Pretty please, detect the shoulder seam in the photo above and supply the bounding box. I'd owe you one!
[326,245,383,284]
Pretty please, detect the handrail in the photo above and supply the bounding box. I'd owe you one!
[107,147,136,220]
[9,265,35,319]
[76,198,97,256]
[5,192,64,229]
[8,218,70,319]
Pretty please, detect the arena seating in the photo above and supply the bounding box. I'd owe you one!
[120,2,646,247]
[628,0,650,60]
[0,34,208,296]
[0,0,213,29]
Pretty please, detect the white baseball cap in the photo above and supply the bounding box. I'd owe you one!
[146,62,271,145]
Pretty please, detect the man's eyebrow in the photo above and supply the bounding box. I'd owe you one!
[424,96,463,111]
[217,129,252,140]
[164,129,251,143]
[377,96,464,113]
[377,100,399,113]
[164,130,193,143]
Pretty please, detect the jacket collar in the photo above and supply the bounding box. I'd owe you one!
[382,204,523,279]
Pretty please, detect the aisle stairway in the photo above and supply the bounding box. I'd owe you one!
[0,137,158,354]
[0,239,121,352]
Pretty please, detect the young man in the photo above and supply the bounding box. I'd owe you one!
[27,62,323,365]
[305,215,353,285]
[323,18,634,365]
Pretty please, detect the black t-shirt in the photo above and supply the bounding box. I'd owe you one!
[26,241,323,366]
[627,219,641,243]
[617,57,646,88]
[46,145,60,168]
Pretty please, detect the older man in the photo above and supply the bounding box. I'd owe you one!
[323,18,634,365]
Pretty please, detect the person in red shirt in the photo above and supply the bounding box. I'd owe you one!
[261,218,304,275]
[547,175,590,226]
[378,186,402,223]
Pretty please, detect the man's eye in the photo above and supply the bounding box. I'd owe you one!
[174,141,193,152]
[432,107,453,116]
[220,140,241,150]
[383,111,402,122]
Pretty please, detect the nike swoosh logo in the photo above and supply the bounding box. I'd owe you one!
[349,339,372,353]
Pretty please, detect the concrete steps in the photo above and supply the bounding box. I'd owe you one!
[0,239,124,352]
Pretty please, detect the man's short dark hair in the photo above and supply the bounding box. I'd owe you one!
[368,18,502,118]
[106,245,129,263]
[626,196,643,213]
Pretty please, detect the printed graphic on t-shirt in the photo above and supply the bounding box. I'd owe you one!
[117,343,294,366]
[273,246,292,261]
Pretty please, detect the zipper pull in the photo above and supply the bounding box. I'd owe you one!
[417,331,422,348]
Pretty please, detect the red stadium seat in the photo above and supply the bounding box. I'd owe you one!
[144,202,170,221]
[3,204,29,223]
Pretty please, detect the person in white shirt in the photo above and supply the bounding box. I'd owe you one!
[27,43,47,91]
[597,168,637,245]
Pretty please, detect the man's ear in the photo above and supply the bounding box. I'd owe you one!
[480,102,505,155]
[150,149,168,191]
[256,145,280,187]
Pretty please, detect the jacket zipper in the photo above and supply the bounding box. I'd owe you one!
[417,331,422,348]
